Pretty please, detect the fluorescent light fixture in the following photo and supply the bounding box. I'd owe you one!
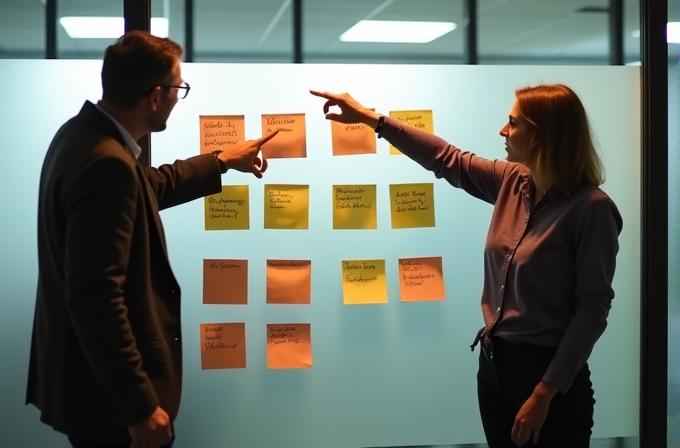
[631,22,680,43]
[669,22,680,43]
[59,17,169,39]
[339,20,456,43]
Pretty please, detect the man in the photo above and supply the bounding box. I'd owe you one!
[26,31,277,448]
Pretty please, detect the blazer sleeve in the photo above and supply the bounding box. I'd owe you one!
[143,153,223,210]
[378,116,516,204]
[63,153,158,426]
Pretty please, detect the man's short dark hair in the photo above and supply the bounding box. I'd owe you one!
[101,30,183,110]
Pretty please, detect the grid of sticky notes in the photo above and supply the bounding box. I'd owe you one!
[200,111,437,231]
[199,108,446,371]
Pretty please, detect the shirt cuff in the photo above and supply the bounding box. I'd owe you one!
[543,357,579,394]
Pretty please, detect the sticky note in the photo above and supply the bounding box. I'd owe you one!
[266,323,312,369]
[388,110,434,155]
[200,323,246,369]
[264,184,309,229]
[398,256,446,302]
[332,185,377,229]
[199,115,245,154]
[341,259,388,305]
[266,260,311,304]
[205,185,249,230]
[203,259,248,305]
[261,113,307,158]
[331,119,376,156]
[389,183,435,229]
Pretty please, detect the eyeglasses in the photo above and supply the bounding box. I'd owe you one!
[158,81,191,99]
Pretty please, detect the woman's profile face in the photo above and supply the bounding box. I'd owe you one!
[499,100,533,163]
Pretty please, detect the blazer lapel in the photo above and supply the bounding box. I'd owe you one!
[135,163,170,260]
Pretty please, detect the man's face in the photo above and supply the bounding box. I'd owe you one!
[147,61,182,133]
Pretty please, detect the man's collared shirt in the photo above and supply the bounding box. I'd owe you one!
[95,102,142,160]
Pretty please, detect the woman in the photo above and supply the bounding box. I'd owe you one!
[311,85,623,448]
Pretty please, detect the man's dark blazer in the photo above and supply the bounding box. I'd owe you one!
[26,101,222,443]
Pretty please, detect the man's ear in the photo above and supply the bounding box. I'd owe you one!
[147,86,162,111]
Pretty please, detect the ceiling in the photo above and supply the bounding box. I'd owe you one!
[0,0,677,63]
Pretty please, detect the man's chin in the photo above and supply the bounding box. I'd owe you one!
[150,123,167,133]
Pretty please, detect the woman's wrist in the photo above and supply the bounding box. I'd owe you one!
[364,110,381,129]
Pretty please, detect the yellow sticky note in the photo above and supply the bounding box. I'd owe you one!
[264,184,309,229]
[332,185,377,229]
[261,113,307,159]
[389,110,434,155]
[389,183,435,229]
[205,185,249,230]
[341,259,388,305]
[398,256,446,302]
[199,115,245,155]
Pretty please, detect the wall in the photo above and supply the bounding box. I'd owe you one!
[0,60,641,448]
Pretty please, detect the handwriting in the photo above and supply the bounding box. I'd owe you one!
[268,190,294,209]
[209,261,243,269]
[396,114,427,129]
[268,325,301,345]
[268,261,306,267]
[205,342,237,350]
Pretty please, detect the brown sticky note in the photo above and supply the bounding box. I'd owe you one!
[398,256,446,302]
[200,322,246,369]
[266,260,311,304]
[199,115,245,154]
[203,259,248,304]
[266,323,312,369]
[261,113,307,158]
[331,119,376,156]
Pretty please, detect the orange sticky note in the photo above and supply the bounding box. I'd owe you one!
[266,260,311,304]
[200,322,246,369]
[261,113,307,158]
[389,183,436,229]
[388,110,434,155]
[266,323,312,369]
[331,120,376,156]
[199,115,245,154]
[398,256,446,302]
[203,259,248,304]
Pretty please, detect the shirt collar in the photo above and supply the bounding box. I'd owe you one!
[95,102,142,159]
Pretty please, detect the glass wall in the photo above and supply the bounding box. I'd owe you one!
[0,1,675,448]
[194,0,292,62]
[0,0,45,58]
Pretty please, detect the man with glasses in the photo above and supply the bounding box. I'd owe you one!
[26,30,278,448]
